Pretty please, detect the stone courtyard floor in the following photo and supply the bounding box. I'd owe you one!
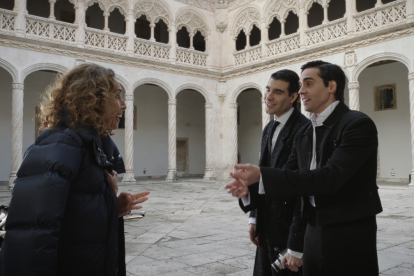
[0,179,413,275]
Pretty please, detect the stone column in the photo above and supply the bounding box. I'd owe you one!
[49,0,56,20]
[125,12,136,55]
[204,103,215,180]
[9,83,24,189]
[166,99,177,181]
[233,36,237,52]
[299,0,308,46]
[75,0,86,47]
[245,32,251,48]
[262,97,271,129]
[323,4,329,24]
[168,24,177,63]
[229,102,238,171]
[346,0,357,35]
[375,0,383,7]
[408,72,414,186]
[261,20,269,57]
[13,0,27,37]
[149,23,156,41]
[280,20,286,37]
[103,12,110,32]
[348,81,360,111]
[122,93,136,183]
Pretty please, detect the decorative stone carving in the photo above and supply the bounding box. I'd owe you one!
[233,7,261,36]
[344,51,358,67]
[122,93,136,183]
[10,82,24,189]
[229,102,238,170]
[176,11,208,36]
[85,0,128,16]
[267,0,299,24]
[228,0,255,12]
[204,102,215,180]
[134,0,172,24]
[166,99,177,181]
[215,8,228,33]
[216,81,228,103]
[348,81,360,111]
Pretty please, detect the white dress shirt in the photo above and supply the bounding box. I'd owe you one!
[309,100,340,206]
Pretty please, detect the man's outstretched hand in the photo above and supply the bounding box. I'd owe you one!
[225,164,261,198]
[117,191,150,217]
[225,178,249,198]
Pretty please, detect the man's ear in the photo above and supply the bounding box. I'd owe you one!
[329,81,337,95]
[290,92,298,104]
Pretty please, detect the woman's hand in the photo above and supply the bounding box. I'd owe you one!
[104,170,118,195]
[117,191,150,217]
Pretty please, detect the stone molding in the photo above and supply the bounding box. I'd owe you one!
[115,73,130,91]
[176,8,209,37]
[12,82,24,90]
[231,6,261,36]
[0,58,18,82]
[175,83,211,103]
[265,0,299,24]
[132,78,174,99]
[348,81,359,90]
[408,72,414,80]
[134,0,173,25]
[21,63,68,81]
[230,82,262,102]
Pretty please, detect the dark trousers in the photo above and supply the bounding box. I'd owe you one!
[303,209,379,276]
[253,232,303,276]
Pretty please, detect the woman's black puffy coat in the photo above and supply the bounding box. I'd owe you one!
[0,124,125,276]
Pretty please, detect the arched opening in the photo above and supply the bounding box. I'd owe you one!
[23,70,59,154]
[154,19,169,44]
[85,3,104,30]
[328,0,346,21]
[308,3,324,28]
[0,0,14,10]
[383,0,397,3]
[176,90,206,178]
[54,0,76,23]
[268,17,282,41]
[177,27,190,48]
[285,11,299,35]
[133,84,169,179]
[358,60,411,183]
[135,15,151,40]
[108,8,125,35]
[27,0,49,18]
[356,0,377,12]
[0,67,13,182]
[250,25,261,47]
[237,89,262,164]
[236,30,247,51]
[193,31,206,52]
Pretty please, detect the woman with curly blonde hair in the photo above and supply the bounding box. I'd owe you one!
[0,63,149,276]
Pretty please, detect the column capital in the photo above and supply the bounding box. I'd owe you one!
[149,23,155,28]
[168,99,177,105]
[12,82,24,90]
[348,81,359,90]
[49,0,56,3]
[408,72,414,80]
[230,102,238,108]
[205,103,213,109]
[125,94,134,101]
[103,12,110,17]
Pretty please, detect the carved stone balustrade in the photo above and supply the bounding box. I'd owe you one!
[84,27,127,53]
[354,0,407,34]
[266,33,300,58]
[25,14,77,44]
[305,18,347,47]
[176,47,208,67]
[0,9,17,33]
[233,44,262,66]
[134,38,171,61]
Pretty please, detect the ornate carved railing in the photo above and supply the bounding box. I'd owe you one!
[234,44,262,66]
[354,0,407,34]
[85,27,127,52]
[176,47,208,67]
[0,9,16,33]
[134,38,170,61]
[266,33,300,57]
[25,15,76,43]
[306,18,347,46]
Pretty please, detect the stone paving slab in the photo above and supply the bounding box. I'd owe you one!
[0,179,413,275]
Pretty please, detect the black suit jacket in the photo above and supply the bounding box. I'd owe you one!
[239,108,308,252]
[260,102,383,226]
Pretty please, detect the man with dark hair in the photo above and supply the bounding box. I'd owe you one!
[226,61,382,276]
[240,69,308,276]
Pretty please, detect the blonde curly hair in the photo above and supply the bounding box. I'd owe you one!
[39,63,118,136]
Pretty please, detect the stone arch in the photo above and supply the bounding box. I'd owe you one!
[0,58,18,82]
[175,7,210,37]
[281,7,299,21]
[306,0,325,12]
[175,83,210,103]
[134,0,173,25]
[231,82,263,103]
[21,63,68,82]
[132,78,173,100]
[231,5,262,36]
[264,0,298,25]
[115,73,130,92]
[352,53,411,81]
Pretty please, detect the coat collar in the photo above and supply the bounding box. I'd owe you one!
[321,101,349,129]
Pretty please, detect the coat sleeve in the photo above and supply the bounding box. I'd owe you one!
[261,115,378,200]
[287,197,307,253]
[1,137,83,276]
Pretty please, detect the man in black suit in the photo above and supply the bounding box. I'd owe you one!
[240,70,308,276]
[226,61,383,276]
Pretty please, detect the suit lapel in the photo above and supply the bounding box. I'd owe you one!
[259,120,275,166]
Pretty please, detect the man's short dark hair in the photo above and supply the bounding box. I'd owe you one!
[300,60,346,102]
[270,69,300,105]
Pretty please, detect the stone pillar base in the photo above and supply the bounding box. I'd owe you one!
[8,173,16,190]
[121,171,136,184]
[166,169,177,181]
[203,168,215,181]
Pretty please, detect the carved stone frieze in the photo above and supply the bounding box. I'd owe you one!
[344,51,358,67]
[85,0,128,15]
[134,0,172,24]
[233,7,261,36]
[228,0,255,12]
[176,11,208,36]
[173,0,215,12]
[267,0,299,24]
[215,7,228,33]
